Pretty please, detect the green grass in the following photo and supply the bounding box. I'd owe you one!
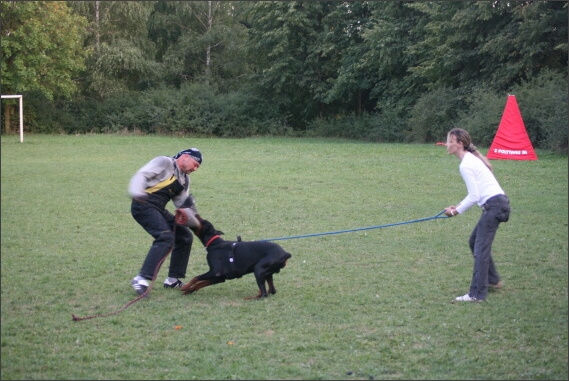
[1,134,567,380]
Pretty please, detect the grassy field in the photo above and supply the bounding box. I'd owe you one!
[1,134,567,380]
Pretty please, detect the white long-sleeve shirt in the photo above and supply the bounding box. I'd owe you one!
[455,152,505,214]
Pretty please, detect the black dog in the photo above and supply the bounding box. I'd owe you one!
[179,215,292,299]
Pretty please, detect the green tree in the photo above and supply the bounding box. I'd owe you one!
[360,1,428,113]
[318,1,375,115]
[1,1,87,132]
[69,1,159,98]
[405,1,567,93]
[147,1,250,91]
[247,1,339,128]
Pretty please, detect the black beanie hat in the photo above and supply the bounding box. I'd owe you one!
[174,148,202,164]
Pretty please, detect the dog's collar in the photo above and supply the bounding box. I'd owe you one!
[205,235,221,248]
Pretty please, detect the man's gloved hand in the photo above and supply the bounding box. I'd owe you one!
[175,208,201,229]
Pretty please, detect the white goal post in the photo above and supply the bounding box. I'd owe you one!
[1,94,24,142]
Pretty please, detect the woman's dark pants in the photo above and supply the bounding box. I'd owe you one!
[468,194,510,300]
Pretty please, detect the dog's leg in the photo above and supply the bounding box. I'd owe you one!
[181,274,226,295]
[266,275,277,295]
[244,273,269,300]
[249,253,290,299]
[180,276,214,295]
[180,276,200,295]
[266,256,290,295]
[181,279,214,295]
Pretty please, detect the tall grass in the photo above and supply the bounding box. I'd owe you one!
[1,134,567,380]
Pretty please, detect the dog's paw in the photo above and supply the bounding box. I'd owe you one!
[180,284,195,293]
[244,291,268,300]
[179,284,194,295]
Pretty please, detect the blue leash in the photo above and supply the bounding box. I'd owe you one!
[260,210,448,242]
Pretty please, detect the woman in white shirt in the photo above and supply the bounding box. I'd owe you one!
[444,128,510,302]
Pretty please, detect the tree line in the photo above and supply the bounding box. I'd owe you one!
[1,1,567,153]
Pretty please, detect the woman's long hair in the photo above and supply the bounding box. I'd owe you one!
[448,128,493,171]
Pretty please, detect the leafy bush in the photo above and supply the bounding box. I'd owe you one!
[455,88,505,147]
[163,82,276,137]
[511,70,568,154]
[407,87,467,143]
[18,69,566,156]
[366,105,409,143]
[456,70,567,153]
[305,110,408,143]
[24,82,288,137]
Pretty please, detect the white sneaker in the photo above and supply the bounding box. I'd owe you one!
[454,293,478,302]
[131,276,149,295]
[164,278,185,289]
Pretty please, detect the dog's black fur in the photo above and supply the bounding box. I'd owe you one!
[181,217,292,299]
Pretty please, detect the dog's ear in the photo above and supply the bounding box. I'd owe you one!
[217,230,225,236]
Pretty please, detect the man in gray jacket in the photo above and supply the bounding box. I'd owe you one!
[128,147,203,296]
